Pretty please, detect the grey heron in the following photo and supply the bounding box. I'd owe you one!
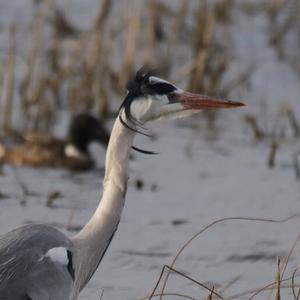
[0,68,244,299]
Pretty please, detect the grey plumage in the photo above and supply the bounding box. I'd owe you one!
[0,224,74,300]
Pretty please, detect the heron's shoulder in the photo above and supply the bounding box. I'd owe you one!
[0,225,75,297]
[0,224,74,263]
[0,224,75,277]
[0,224,71,246]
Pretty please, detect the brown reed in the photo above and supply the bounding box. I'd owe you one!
[0,0,252,137]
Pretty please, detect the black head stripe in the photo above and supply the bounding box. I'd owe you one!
[120,68,177,127]
[119,67,164,155]
[121,68,176,114]
[149,82,177,95]
[120,67,154,125]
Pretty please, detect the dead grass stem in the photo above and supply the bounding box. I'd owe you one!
[153,216,295,300]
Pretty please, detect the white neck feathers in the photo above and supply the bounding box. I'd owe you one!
[72,116,135,291]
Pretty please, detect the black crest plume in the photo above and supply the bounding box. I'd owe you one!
[119,67,158,155]
[120,67,155,124]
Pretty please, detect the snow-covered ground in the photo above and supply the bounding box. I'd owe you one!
[0,1,300,299]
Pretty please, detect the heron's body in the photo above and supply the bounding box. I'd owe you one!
[0,69,244,299]
[0,224,74,300]
[0,117,133,299]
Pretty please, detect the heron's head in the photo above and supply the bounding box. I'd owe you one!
[119,68,244,127]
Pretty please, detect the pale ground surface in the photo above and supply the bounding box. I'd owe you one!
[0,1,300,300]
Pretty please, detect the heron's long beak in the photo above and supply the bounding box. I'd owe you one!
[178,91,245,110]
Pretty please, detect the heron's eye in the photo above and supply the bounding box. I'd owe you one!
[168,92,177,103]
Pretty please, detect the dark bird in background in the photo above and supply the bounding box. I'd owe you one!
[53,9,79,39]
[0,114,110,171]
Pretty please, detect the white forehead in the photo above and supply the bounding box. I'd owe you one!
[149,76,172,85]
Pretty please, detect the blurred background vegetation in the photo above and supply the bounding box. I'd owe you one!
[0,0,299,152]
[0,2,300,297]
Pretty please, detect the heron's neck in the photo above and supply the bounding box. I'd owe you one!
[72,117,135,291]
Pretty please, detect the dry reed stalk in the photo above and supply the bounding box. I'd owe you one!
[267,141,278,168]
[293,151,300,180]
[99,289,105,300]
[65,0,113,117]
[1,23,16,136]
[145,265,223,300]
[65,37,86,113]
[0,71,3,137]
[227,233,300,299]
[207,287,214,300]
[206,57,227,95]
[121,2,142,86]
[30,76,55,132]
[142,293,195,300]
[188,3,215,92]
[221,64,254,97]
[20,0,54,131]
[161,0,189,76]
[273,257,282,300]
[267,0,299,61]
[93,0,113,31]
[244,114,265,141]
[219,278,241,295]
[95,32,114,117]
[228,279,300,299]
[286,109,300,138]
[94,63,110,117]
[173,57,204,84]
[174,0,188,31]
[90,0,112,116]
[53,9,78,39]
[88,34,106,116]
[268,1,296,45]
[214,0,235,23]
[12,1,252,134]
[156,216,295,300]
[268,0,287,21]
[272,1,300,74]
[146,0,176,74]
[280,235,300,282]
[292,266,300,299]
[174,0,250,109]
[68,37,95,113]
[142,0,158,68]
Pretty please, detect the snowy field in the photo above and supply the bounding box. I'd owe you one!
[0,1,300,299]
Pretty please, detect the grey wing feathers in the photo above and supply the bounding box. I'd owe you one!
[0,224,74,300]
